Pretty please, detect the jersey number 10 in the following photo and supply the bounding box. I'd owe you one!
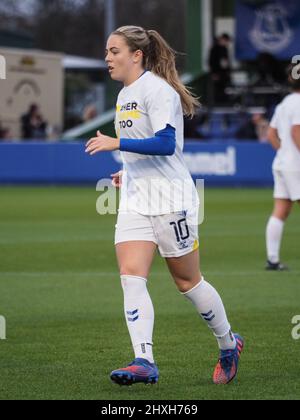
[170,219,190,242]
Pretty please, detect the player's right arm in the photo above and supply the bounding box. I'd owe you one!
[267,126,281,151]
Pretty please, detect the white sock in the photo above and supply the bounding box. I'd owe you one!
[182,278,236,350]
[121,275,155,363]
[133,343,154,362]
[266,216,285,264]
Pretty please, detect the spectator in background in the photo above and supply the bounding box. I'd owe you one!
[184,111,208,140]
[0,121,11,141]
[236,113,269,142]
[21,104,47,140]
[209,34,232,105]
[253,113,269,143]
[254,53,286,86]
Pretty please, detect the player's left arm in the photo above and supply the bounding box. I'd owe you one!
[267,126,281,150]
[291,125,300,151]
[85,126,176,156]
[118,125,176,156]
[291,106,300,151]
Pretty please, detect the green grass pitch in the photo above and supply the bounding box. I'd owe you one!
[0,186,299,400]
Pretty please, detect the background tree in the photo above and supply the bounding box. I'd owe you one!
[0,0,186,66]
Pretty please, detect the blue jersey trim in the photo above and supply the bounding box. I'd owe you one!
[119,125,176,156]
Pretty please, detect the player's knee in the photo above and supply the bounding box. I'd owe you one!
[176,281,198,293]
[274,210,290,221]
[176,282,191,293]
[119,266,147,278]
[174,275,202,293]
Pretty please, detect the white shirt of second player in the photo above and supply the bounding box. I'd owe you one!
[270,92,300,201]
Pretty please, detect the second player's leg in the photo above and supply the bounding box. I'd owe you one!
[272,198,293,221]
[266,199,293,268]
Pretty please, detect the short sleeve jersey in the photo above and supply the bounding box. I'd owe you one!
[114,71,199,215]
[270,93,300,172]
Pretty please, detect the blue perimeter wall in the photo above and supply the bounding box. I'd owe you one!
[0,141,276,187]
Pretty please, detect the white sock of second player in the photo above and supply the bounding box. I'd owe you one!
[266,216,285,264]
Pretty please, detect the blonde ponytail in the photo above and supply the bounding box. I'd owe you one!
[112,26,200,118]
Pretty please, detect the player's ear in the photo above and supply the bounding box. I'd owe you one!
[133,50,143,64]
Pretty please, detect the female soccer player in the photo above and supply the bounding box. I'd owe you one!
[86,26,243,385]
[266,65,300,270]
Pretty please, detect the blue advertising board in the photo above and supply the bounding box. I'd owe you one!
[0,141,276,187]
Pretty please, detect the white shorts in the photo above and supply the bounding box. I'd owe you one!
[115,208,199,258]
[273,170,300,202]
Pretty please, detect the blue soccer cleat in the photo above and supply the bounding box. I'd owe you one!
[213,334,244,385]
[110,358,159,386]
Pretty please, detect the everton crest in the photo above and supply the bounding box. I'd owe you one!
[250,4,293,53]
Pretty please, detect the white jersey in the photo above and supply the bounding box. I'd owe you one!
[270,93,300,172]
[114,71,199,215]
